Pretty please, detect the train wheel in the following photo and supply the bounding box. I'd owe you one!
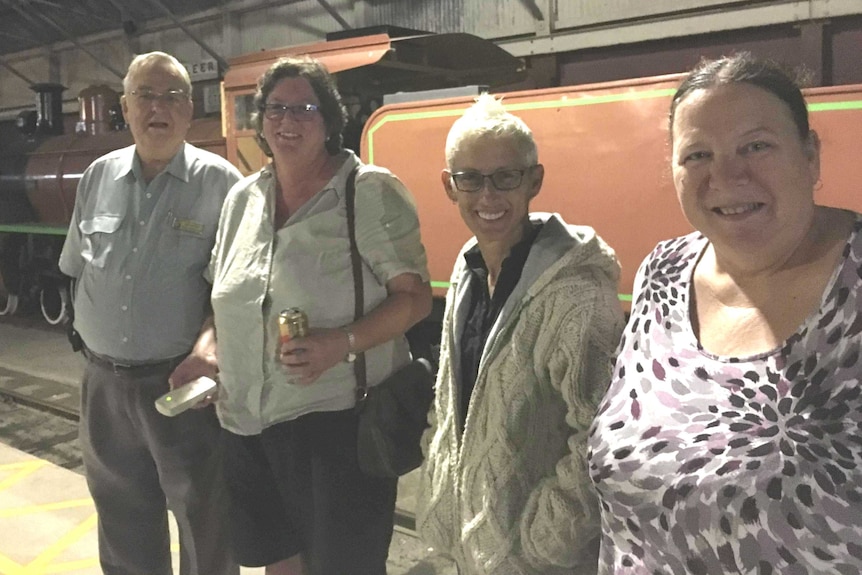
[0,293,20,316]
[40,285,69,326]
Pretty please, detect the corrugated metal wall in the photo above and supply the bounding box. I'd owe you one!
[556,0,757,29]
[357,0,463,34]
[556,10,862,87]
[356,0,543,37]
[238,0,354,53]
[1,0,861,117]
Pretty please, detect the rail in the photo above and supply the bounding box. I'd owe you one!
[0,366,418,532]
[0,223,68,236]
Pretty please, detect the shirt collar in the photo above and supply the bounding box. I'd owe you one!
[260,150,356,180]
[117,142,189,183]
[164,143,190,182]
[113,145,137,180]
[255,151,356,213]
[463,221,542,275]
[325,150,359,198]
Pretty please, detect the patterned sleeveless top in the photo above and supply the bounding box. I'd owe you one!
[588,214,862,575]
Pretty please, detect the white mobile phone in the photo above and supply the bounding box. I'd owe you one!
[154,376,218,417]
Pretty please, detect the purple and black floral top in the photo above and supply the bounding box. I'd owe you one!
[589,214,862,575]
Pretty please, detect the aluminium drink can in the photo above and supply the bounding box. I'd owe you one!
[278,308,309,344]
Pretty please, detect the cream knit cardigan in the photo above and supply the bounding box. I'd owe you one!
[417,214,624,575]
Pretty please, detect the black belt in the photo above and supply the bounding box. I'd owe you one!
[82,346,187,377]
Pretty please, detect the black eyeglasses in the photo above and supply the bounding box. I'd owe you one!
[448,166,535,193]
[261,103,320,121]
[129,89,189,106]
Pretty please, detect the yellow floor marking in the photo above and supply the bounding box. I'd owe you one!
[0,499,92,519]
[0,459,184,574]
[23,512,98,574]
[0,462,45,471]
[0,462,48,491]
[39,556,100,574]
[0,552,25,575]
[0,461,49,472]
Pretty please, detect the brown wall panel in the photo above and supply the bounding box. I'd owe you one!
[831,15,862,85]
[559,26,803,86]
[558,16,861,89]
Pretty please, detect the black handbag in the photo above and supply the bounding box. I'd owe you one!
[345,167,435,478]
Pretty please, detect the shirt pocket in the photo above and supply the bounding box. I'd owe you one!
[79,214,123,268]
[159,213,215,271]
[281,205,351,278]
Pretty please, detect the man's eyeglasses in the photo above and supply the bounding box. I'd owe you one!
[261,103,320,121]
[129,89,189,106]
[448,166,535,193]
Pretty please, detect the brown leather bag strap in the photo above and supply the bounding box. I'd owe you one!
[345,166,368,401]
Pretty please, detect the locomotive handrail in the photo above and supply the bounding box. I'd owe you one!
[0,223,68,236]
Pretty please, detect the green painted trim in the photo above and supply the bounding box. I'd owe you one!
[0,223,68,236]
[373,93,862,305]
[367,88,678,164]
[367,91,862,164]
[809,100,862,112]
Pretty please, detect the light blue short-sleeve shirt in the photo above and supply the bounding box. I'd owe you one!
[59,143,242,362]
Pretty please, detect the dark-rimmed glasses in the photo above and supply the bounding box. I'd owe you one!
[448,166,535,193]
[261,103,320,121]
[129,89,189,106]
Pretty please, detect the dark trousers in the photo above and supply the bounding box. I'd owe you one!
[79,360,238,575]
[223,408,397,575]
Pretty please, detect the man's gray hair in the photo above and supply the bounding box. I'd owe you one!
[123,51,192,96]
[444,93,538,168]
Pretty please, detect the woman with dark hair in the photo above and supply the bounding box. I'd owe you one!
[207,56,432,574]
[589,52,862,574]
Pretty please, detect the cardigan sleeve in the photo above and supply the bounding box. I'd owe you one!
[518,272,622,571]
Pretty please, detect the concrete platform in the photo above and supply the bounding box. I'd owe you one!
[0,441,254,574]
[0,320,456,575]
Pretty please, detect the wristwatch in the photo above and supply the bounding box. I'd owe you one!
[343,327,357,363]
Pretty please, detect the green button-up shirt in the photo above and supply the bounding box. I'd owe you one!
[208,151,429,435]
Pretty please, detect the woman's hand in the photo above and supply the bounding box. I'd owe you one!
[278,273,430,386]
[280,327,349,386]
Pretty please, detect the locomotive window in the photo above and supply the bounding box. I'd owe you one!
[236,135,267,175]
[234,93,257,131]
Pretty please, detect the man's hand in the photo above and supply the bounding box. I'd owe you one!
[168,316,219,408]
[168,352,219,408]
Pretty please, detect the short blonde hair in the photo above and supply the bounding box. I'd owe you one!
[444,93,538,168]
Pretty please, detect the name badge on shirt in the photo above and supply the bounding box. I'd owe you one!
[171,217,205,237]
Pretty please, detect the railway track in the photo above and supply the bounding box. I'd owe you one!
[0,318,457,573]
[0,347,421,533]
[0,392,82,472]
[0,389,455,575]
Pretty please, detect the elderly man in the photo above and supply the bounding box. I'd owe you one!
[59,52,242,575]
